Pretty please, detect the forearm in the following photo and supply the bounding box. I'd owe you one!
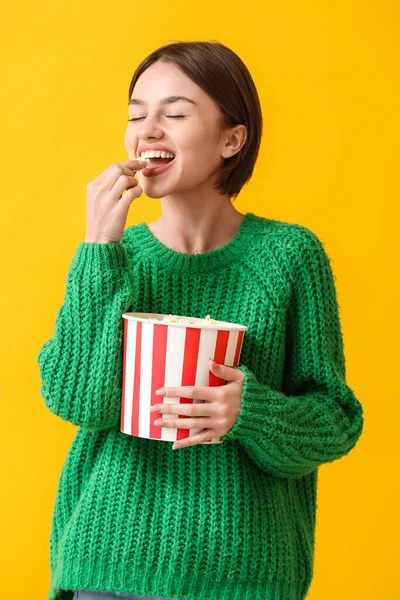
[37,241,133,430]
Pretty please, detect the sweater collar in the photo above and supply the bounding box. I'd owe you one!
[131,211,261,274]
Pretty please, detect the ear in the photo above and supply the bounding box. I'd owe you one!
[221,124,247,160]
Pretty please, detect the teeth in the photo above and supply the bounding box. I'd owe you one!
[139,150,175,159]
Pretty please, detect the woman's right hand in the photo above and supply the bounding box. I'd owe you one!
[85,159,148,244]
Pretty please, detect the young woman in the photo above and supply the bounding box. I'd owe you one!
[38,41,364,600]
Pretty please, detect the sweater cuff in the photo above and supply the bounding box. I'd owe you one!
[224,364,273,443]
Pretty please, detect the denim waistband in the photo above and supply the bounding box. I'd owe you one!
[74,590,178,600]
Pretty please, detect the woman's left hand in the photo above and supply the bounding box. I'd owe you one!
[150,358,245,449]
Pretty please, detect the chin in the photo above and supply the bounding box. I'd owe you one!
[141,190,164,199]
[140,179,180,198]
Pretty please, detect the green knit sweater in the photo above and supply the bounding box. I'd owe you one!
[37,211,364,600]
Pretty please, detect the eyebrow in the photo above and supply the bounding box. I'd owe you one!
[128,95,197,106]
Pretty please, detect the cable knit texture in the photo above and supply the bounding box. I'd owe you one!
[37,212,364,600]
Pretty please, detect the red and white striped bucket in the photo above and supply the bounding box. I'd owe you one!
[120,313,247,445]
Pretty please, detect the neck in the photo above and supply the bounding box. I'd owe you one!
[149,194,245,255]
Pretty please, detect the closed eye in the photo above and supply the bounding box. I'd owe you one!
[127,116,185,121]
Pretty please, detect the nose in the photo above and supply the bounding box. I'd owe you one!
[137,113,165,141]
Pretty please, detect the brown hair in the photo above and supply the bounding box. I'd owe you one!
[128,40,263,200]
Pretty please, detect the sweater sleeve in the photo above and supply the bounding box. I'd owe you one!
[37,236,134,431]
[223,229,364,479]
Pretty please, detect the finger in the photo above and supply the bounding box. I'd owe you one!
[154,417,211,429]
[173,429,215,449]
[151,402,217,416]
[103,164,143,194]
[124,158,149,174]
[209,359,244,383]
[117,183,143,211]
[96,160,148,189]
[110,175,139,202]
[156,385,220,402]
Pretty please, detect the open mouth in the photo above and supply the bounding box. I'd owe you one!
[146,156,175,168]
[141,155,176,177]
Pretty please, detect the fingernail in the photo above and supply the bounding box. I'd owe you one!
[155,388,166,395]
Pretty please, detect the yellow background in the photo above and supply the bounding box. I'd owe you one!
[1,1,398,598]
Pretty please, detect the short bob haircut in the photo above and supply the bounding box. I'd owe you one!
[128,40,263,200]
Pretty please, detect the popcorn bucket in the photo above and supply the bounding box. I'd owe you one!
[120,313,248,445]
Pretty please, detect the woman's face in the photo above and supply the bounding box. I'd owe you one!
[124,60,240,200]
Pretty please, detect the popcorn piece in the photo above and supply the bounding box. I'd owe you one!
[164,314,197,324]
[161,314,217,326]
[204,314,216,324]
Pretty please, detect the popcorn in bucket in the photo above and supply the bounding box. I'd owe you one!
[120,313,248,445]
